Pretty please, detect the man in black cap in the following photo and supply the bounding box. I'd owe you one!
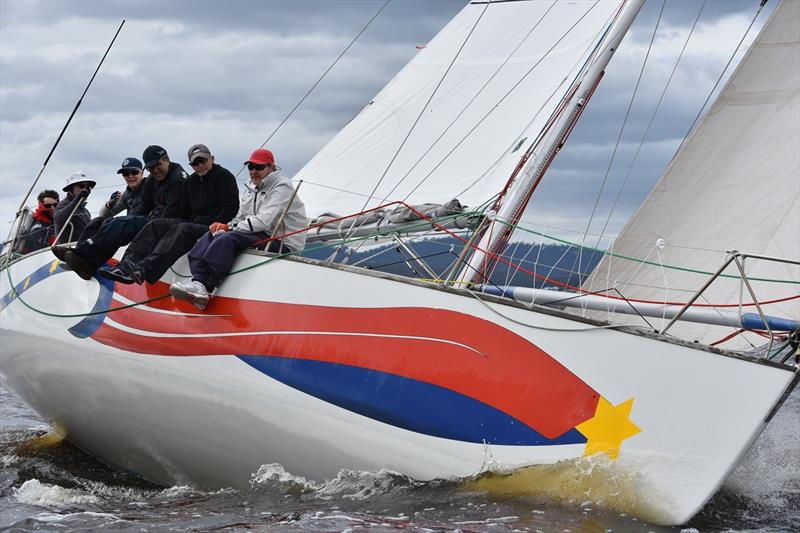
[76,156,149,242]
[56,147,188,280]
[98,143,239,285]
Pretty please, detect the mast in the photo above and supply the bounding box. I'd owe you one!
[456,0,644,286]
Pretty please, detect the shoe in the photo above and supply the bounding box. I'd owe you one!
[51,244,73,262]
[64,250,94,281]
[97,261,134,284]
[170,279,209,310]
[130,263,146,285]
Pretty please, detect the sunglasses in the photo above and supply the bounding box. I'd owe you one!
[190,157,208,167]
[43,202,58,208]
[247,163,268,171]
[146,161,163,172]
[76,183,93,189]
[121,170,141,178]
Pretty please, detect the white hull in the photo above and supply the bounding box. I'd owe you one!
[1,248,796,525]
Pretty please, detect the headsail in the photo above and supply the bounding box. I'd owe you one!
[583,0,800,347]
[294,0,628,218]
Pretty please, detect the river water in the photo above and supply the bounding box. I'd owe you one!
[1,385,797,532]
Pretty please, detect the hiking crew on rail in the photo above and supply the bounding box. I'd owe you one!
[50,143,307,311]
[55,146,189,280]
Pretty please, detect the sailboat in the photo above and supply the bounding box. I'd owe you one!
[1,0,797,526]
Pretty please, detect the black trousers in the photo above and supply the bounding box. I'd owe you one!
[76,215,149,269]
[121,218,207,284]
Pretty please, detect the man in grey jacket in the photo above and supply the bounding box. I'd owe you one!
[170,148,307,309]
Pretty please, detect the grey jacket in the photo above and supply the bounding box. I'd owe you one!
[98,178,149,218]
[231,171,307,252]
[53,193,91,244]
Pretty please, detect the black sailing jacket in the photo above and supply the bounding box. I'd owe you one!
[140,162,188,220]
[179,163,239,225]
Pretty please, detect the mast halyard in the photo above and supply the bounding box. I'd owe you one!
[456,0,644,286]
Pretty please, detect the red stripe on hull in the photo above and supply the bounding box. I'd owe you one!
[96,282,600,438]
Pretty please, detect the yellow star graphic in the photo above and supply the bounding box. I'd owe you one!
[23,276,31,290]
[576,397,641,460]
[49,259,60,274]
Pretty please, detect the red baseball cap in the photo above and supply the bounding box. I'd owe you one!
[244,148,274,166]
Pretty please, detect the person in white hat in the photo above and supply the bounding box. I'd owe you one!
[53,171,96,244]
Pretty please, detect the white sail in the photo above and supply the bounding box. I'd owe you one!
[294,0,626,218]
[584,0,800,347]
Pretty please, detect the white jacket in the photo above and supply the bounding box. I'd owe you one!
[231,171,307,252]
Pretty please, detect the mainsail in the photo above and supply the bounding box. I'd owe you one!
[583,0,800,347]
[294,0,627,218]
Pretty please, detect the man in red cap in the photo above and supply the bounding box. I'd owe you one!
[170,148,307,310]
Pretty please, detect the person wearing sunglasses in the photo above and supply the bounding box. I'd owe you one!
[21,189,60,253]
[98,157,148,218]
[170,148,307,310]
[55,149,189,280]
[53,171,96,245]
[76,157,150,243]
[98,143,238,286]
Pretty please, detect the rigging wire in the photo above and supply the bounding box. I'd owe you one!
[344,1,492,241]
[234,0,391,180]
[576,0,769,295]
[673,0,769,157]
[590,0,707,255]
[571,0,665,289]
[377,0,559,202]
[398,1,603,205]
[2,20,125,263]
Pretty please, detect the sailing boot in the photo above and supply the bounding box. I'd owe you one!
[64,250,94,281]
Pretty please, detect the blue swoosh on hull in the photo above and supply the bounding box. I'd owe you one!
[0,258,114,338]
[237,355,587,446]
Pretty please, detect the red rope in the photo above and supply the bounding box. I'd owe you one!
[256,200,800,309]
[710,329,746,346]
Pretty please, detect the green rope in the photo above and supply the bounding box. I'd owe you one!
[496,218,799,285]
[3,260,171,318]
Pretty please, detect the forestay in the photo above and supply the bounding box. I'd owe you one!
[584,0,800,347]
[294,0,625,218]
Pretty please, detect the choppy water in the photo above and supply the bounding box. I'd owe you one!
[1,385,798,532]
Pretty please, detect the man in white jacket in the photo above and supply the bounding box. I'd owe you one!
[170,148,307,309]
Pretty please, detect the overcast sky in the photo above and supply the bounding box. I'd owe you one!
[0,0,777,247]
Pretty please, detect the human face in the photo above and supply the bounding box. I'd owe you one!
[121,169,144,189]
[190,154,214,176]
[70,182,93,196]
[42,198,58,211]
[146,158,170,181]
[248,163,272,186]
